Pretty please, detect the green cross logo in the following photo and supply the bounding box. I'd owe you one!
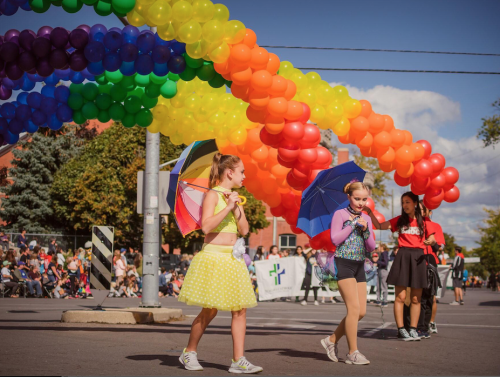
[269,263,286,285]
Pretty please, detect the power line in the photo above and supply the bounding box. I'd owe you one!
[261,45,500,57]
[447,145,486,161]
[296,67,500,75]
[459,154,500,173]
[475,170,500,183]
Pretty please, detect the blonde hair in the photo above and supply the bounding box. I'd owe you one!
[343,181,369,195]
[209,152,241,188]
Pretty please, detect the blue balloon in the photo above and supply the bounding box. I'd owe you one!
[11,0,26,6]
[20,1,31,11]
[1,0,19,16]
[135,54,154,75]
[17,92,29,105]
[8,119,24,134]
[70,71,85,84]
[48,114,63,130]
[171,42,186,56]
[167,55,186,74]
[87,61,105,75]
[41,97,58,115]
[31,110,47,126]
[122,26,140,44]
[41,85,56,98]
[15,104,31,121]
[92,32,105,43]
[119,43,138,62]
[45,74,60,87]
[90,24,108,40]
[152,46,171,64]
[56,104,73,122]
[21,76,36,91]
[27,92,43,109]
[84,41,106,63]
[0,103,16,119]
[24,120,39,133]
[12,77,24,90]
[108,27,122,34]
[137,31,155,54]
[155,34,171,47]
[54,68,71,80]
[4,130,19,145]
[2,78,16,90]
[153,63,169,77]
[0,118,9,134]
[102,52,122,72]
[27,73,43,83]
[104,31,123,52]
[120,61,136,76]
[54,85,70,103]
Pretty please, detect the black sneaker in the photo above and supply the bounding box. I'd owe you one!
[417,330,430,339]
[460,300,464,305]
[381,301,388,308]
[429,322,438,334]
[374,301,381,306]
[398,328,413,341]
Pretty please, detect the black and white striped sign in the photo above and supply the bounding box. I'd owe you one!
[90,226,114,291]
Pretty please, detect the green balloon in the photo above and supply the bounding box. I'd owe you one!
[97,110,111,123]
[124,96,142,114]
[67,93,84,110]
[105,70,123,84]
[82,102,99,120]
[98,83,112,94]
[136,109,153,128]
[95,93,112,110]
[145,83,161,99]
[94,0,112,16]
[52,0,63,5]
[81,83,99,101]
[69,83,84,94]
[120,76,136,91]
[61,0,83,13]
[110,85,127,102]
[129,87,145,99]
[160,81,177,99]
[95,75,108,85]
[81,0,98,4]
[29,0,51,13]
[109,103,125,121]
[225,80,232,88]
[135,74,150,87]
[122,113,136,128]
[196,62,216,81]
[111,0,134,14]
[184,54,204,69]
[149,73,167,85]
[208,73,226,88]
[179,66,196,82]
[167,72,180,82]
[142,95,158,109]
[72,111,86,125]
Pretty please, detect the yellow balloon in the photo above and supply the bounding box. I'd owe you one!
[215,124,229,139]
[212,3,229,22]
[228,128,247,145]
[170,95,185,108]
[127,10,146,26]
[147,120,161,133]
[178,20,203,44]
[225,110,241,130]
[343,98,362,119]
[326,103,344,125]
[223,20,246,44]
[299,89,317,107]
[153,104,169,120]
[184,94,201,111]
[192,0,215,22]
[219,94,236,112]
[157,21,177,40]
[147,1,172,26]
[186,39,209,59]
[169,107,182,121]
[316,84,335,106]
[202,20,224,43]
[305,71,322,89]
[216,137,230,149]
[332,85,349,103]
[209,110,226,127]
[278,61,294,78]
[159,124,171,137]
[170,132,183,145]
[310,104,325,123]
[208,41,230,64]
[138,0,155,5]
[201,93,219,113]
[172,0,192,22]
[193,106,210,122]
[332,117,350,136]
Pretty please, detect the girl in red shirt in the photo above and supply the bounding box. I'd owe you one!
[365,192,431,341]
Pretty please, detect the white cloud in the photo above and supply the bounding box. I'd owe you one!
[331,82,499,249]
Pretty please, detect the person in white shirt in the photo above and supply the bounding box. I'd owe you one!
[266,245,281,260]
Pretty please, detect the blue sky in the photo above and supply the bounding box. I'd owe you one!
[1,0,499,247]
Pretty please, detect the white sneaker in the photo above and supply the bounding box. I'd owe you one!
[228,356,263,374]
[449,301,460,306]
[314,300,319,306]
[300,300,307,306]
[320,337,339,362]
[179,348,203,371]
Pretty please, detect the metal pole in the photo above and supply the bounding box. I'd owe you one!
[273,216,277,246]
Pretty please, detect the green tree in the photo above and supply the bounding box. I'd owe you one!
[0,123,94,232]
[477,99,500,148]
[353,153,391,208]
[474,208,500,274]
[443,232,459,258]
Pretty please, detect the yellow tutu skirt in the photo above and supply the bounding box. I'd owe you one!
[178,244,257,312]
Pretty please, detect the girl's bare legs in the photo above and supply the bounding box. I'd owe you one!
[231,308,247,360]
[431,296,437,322]
[394,286,406,328]
[328,279,367,354]
[186,308,218,353]
[409,288,423,328]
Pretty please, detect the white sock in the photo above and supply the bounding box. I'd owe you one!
[325,337,336,345]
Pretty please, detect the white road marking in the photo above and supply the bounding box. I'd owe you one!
[363,322,393,337]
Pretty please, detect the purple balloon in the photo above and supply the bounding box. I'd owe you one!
[0,42,20,62]
[36,58,54,77]
[49,49,69,70]
[18,30,35,51]
[0,86,11,101]
[89,24,107,40]
[2,77,15,89]
[32,37,52,58]
[54,68,71,79]
[50,27,69,49]
[5,62,23,80]
[0,0,19,16]
[84,41,105,63]
[32,110,47,126]
[27,72,43,82]
[119,43,138,62]
[0,61,4,73]
[152,45,171,64]
[4,29,20,42]
[37,26,53,39]
[18,51,36,72]
[69,29,89,50]
[77,25,91,34]
[243,253,251,267]
[69,50,88,72]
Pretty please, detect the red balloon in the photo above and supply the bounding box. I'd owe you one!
[300,123,321,148]
[430,173,446,189]
[428,153,446,173]
[411,183,427,196]
[298,148,318,164]
[309,235,324,250]
[278,140,300,162]
[416,140,432,159]
[282,121,305,142]
[366,197,375,212]
[284,209,299,226]
[308,169,322,182]
[270,205,285,217]
[281,192,296,209]
[291,161,311,180]
[394,172,411,186]
[442,167,459,185]
[277,155,295,168]
[297,102,311,124]
[425,187,444,203]
[423,197,441,210]
[294,193,302,207]
[312,146,332,168]
[286,171,306,189]
[372,209,386,227]
[414,159,433,178]
[260,127,282,147]
[412,175,430,190]
[443,185,460,203]
[290,224,304,235]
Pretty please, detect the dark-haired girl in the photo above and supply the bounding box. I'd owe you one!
[365,192,431,341]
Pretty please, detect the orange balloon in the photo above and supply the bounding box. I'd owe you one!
[368,113,385,134]
[266,53,280,75]
[271,163,289,179]
[359,146,373,158]
[396,162,415,178]
[257,159,270,171]
[249,47,269,70]
[395,145,415,164]
[220,143,238,155]
[246,106,267,123]
[230,44,252,66]
[359,100,372,118]
[268,97,288,117]
[285,100,304,120]
[410,142,425,161]
[356,132,374,149]
[264,114,285,134]
[248,90,270,110]
[244,160,258,178]
[338,132,353,145]
[351,116,370,134]
[373,131,392,149]
[377,146,396,164]
[276,178,290,189]
[266,192,281,207]
[379,161,395,173]
[256,169,271,181]
[242,29,257,49]
[236,142,249,155]
[231,66,252,85]
[250,70,273,91]
[246,127,262,147]
[268,75,288,97]
[263,178,279,195]
[213,59,232,74]
[267,147,278,164]
[221,71,232,81]
[231,83,250,101]
[403,130,413,145]
[283,80,297,101]
[390,129,405,149]
[383,115,394,133]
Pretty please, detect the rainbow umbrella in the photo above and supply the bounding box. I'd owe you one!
[166,139,219,237]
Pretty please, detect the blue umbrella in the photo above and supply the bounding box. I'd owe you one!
[297,161,366,238]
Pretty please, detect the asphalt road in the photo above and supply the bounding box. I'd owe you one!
[1,288,499,376]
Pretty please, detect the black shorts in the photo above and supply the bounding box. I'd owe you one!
[453,278,463,288]
[335,257,366,283]
[387,247,427,289]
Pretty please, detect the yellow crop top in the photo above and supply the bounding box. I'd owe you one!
[209,186,238,234]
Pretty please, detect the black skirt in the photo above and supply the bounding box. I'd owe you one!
[387,247,427,289]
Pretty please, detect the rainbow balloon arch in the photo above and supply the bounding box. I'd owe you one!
[0,0,461,249]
